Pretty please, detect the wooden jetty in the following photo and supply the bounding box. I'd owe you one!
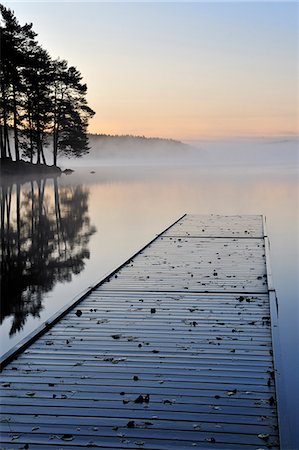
[0,214,282,449]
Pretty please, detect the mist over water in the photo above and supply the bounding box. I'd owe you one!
[1,136,298,445]
[55,136,298,169]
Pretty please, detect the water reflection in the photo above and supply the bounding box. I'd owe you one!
[0,177,96,336]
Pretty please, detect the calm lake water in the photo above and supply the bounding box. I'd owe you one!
[1,139,298,445]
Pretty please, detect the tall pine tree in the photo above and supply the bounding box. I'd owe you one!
[0,5,37,161]
[51,63,94,165]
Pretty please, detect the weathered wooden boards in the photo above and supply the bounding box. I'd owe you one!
[103,238,267,293]
[163,215,264,238]
[0,214,279,449]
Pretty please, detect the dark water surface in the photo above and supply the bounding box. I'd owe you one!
[1,160,298,445]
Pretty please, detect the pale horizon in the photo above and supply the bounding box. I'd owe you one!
[3,1,299,140]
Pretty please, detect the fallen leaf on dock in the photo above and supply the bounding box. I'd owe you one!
[227,389,237,396]
[258,434,269,441]
[134,394,150,404]
[111,334,121,340]
[61,434,74,441]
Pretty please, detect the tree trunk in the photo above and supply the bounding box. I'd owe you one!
[31,181,35,247]
[5,127,12,159]
[0,124,4,159]
[28,107,34,163]
[0,82,8,159]
[53,130,57,166]
[6,186,11,259]
[53,119,61,167]
[53,134,57,166]
[16,182,21,254]
[12,83,20,161]
[0,186,5,262]
[41,147,47,165]
[53,89,57,166]
[30,132,33,163]
[36,127,41,164]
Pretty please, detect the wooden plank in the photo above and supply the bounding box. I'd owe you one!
[0,425,279,446]
[0,417,277,437]
[0,382,275,400]
[0,384,275,403]
[0,214,280,449]
[3,429,277,450]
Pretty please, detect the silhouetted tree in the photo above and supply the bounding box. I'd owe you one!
[51,61,94,166]
[0,5,95,166]
[0,4,37,161]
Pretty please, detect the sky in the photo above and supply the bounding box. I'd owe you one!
[3,1,299,139]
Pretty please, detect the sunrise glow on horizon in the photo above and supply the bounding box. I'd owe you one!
[4,1,298,140]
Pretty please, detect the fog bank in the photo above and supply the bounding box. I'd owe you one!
[56,135,298,169]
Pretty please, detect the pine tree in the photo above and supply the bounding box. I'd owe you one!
[0,5,37,161]
[0,5,95,167]
[51,62,95,165]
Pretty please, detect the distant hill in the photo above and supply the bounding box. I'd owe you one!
[89,133,186,147]
[86,134,194,162]
[48,133,200,166]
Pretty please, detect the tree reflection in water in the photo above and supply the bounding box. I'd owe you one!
[0,177,96,336]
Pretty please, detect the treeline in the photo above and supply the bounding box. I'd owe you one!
[0,5,95,166]
[92,133,182,144]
